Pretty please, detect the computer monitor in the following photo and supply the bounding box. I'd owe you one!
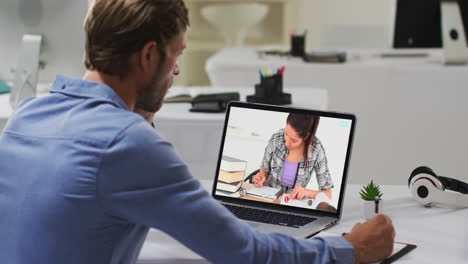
[0,0,89,85]
[393,0,468,48]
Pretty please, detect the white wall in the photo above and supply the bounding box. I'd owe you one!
[0,0,88,83]
[295,0,395,50]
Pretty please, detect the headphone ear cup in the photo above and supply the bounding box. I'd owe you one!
[408,166,437,187]
[409,166,446,206]
[410,176,439,206]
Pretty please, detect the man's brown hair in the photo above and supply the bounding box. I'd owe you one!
[84,0,189,78]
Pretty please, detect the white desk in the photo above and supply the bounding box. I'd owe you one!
[0,86,328,180]
[138,180,468,264]
[205,48,468,186]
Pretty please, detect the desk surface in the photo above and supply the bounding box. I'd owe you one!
[138,180,468,264]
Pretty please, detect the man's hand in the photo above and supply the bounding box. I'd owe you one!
[134,108,155,124]
[252,171,266,187]
[343,214,395,263]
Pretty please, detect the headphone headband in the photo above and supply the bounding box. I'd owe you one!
[438,176,468,194]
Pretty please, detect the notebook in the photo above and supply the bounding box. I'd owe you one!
[212,102,356,238]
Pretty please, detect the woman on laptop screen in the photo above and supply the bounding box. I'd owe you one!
[252,113,334,207]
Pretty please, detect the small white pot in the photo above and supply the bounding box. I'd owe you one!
[362,199,383,220]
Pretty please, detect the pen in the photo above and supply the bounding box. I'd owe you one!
[259,69,264,77]
[279,66,285,75]
[261,67,269,77]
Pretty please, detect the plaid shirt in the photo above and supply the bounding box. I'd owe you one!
[262,128,333,192]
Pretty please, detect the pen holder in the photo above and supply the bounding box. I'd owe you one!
[362,199,383,220]
[290,35,305,57]
[247,73,291,105]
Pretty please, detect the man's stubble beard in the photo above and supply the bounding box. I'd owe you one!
[135,71,167,113]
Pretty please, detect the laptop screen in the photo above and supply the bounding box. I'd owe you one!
[213,102,356,217]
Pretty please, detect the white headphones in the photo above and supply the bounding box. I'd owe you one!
[408,166,468,207]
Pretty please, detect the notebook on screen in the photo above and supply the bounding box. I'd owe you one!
[211,102,356,238]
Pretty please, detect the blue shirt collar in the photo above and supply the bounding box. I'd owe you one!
[49,74,129,110]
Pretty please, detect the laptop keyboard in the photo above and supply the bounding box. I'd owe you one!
[224,204,316,228]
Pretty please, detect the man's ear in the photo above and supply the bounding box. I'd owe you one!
[139,41,157,72]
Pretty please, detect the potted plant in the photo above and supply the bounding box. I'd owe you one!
[360,180,383,220]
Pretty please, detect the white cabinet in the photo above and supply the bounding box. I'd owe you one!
[175,0,298,86]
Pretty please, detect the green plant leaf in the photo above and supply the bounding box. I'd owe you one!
[359,180,383,200]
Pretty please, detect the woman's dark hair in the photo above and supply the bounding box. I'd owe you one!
[286,113,320,166]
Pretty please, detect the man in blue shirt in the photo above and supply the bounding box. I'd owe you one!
[0,0,395,263]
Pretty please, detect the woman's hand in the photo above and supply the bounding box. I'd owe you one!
[290,187,332,200]
[290,185,309,200]
[252,172,266,187]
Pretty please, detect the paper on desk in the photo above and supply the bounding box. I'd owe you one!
[246,186,281,200]
[315,230,409,264]
[280,192,332,210]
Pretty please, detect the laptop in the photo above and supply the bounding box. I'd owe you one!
[211,102,356,238]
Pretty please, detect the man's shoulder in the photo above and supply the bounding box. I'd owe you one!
[8,95,149,148]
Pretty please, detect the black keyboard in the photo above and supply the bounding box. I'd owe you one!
[225,204,316,228]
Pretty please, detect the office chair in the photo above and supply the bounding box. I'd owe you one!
[244,169,260,183]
